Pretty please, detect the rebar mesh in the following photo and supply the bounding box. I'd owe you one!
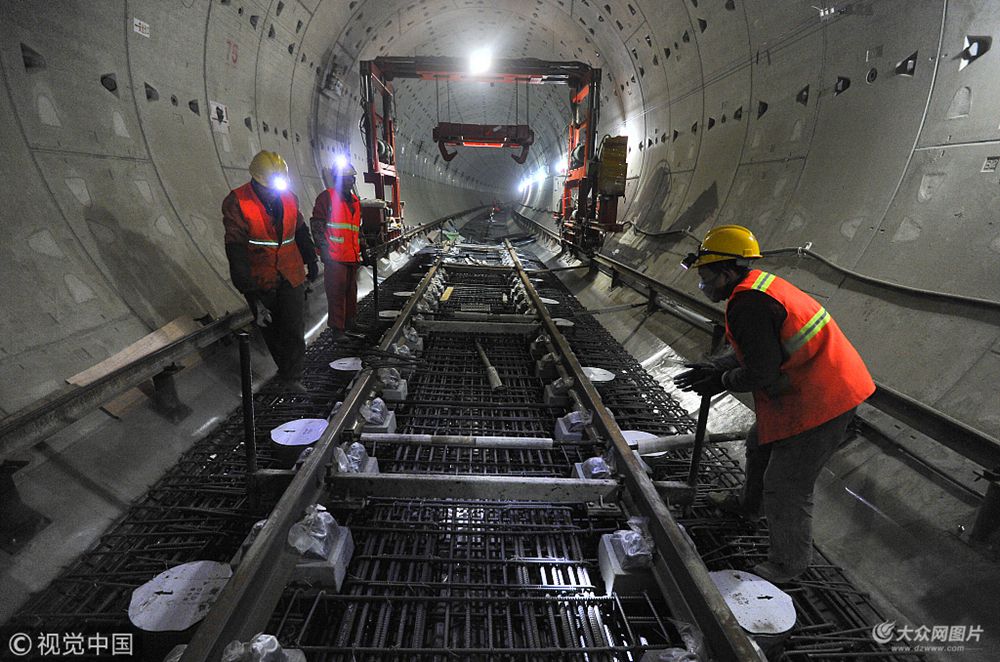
[269,499,676,661]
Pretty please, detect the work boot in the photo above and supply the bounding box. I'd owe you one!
[707,491,759,521]
[330,329,349,342]
[345,318,368,337]
[751,561,805,584]
[279,379,308,394]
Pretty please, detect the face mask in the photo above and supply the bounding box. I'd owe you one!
[698,270,728,302]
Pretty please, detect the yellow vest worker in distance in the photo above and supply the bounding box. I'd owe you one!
[674,225,875,583]
[310,158,364,341]
[222,151,318,393]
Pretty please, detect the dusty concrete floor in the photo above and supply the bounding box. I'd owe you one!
[4,233,997,660]
[0,256,393,623]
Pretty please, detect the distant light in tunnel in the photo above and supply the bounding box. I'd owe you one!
[555,160,567,175]
[469,47,492,75]
[333,153,348,171]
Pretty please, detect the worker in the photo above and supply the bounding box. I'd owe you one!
[310,158,365,341]
[674,225,875,583]
[222,150,318,393]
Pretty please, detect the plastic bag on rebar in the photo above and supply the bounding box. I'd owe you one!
[287,505,338,560]
[390,343,412,359]
[221,633,304,662]
[360,397,388,425]
[612,516,654,569]
[551,376,574,393]
[670,618,706,660]
[403,325,420,343]
[377,367,401,389]
[582,456,611,479]
[564,409,592,431]
[346,442,368,472]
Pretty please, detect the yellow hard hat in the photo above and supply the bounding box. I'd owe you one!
[249,150,289,190]
[682,224,762,269]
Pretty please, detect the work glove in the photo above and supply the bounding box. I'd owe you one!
[250,297,273,328]
[306,260,319,282]
[674,362,726,396]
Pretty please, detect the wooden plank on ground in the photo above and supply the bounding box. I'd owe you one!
[100,387,149,420]
[66,316,201,387]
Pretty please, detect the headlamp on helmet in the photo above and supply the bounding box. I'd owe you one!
[249,150,290,192]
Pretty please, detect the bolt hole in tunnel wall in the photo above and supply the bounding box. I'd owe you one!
[0,0,999,652]
[0,0,996,440]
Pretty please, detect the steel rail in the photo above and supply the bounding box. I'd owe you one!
[179,259,444,661]
[0,310,252,456]
[0,208,485,460]
[368,204,489,259]
[505,241,760,661]
[513,211,1000,471]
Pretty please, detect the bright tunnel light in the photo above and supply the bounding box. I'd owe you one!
[469,47,492,75]
[333,153,349,171]
[271,175,289,191]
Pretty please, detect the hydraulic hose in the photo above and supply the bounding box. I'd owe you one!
[762,244,1000,310]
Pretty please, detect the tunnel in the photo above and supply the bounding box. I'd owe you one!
[1,1,998,661]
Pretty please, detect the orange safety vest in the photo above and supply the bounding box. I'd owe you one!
[323,189,362,263]
[233,182,305,290]
[726,270,875,444]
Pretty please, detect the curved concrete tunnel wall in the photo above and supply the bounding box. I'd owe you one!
[519,0,1000,438]
[0,1,997,439]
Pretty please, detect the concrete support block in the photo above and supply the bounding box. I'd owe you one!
[544,383,571,408]
[597,533,655,596]
[380,379,408,403]
[291,525,355,591]
[555,416,583,442]
[363,410,396,434]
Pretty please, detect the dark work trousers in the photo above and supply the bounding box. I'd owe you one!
[324,261,359,330]
[247,279,305,381]
[742,407,857,573]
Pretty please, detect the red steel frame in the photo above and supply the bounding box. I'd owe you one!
[359,57,606,240]
[360,59,403,219]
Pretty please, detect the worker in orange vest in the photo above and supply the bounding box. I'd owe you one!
[675,225,875,583]
[222,151,318,393]
[310,158,365,341]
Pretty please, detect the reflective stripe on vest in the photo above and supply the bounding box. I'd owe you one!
[248,238,297,247]
[745,272,831,356]
[323,189,361,262]
[784,307,831,355]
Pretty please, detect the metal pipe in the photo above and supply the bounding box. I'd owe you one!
[687,395,712,487]
[475,340,504,391]
[237,333,257,492]
[687,324,726,487]
[636,430,746,455]
[360,433,553,448]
